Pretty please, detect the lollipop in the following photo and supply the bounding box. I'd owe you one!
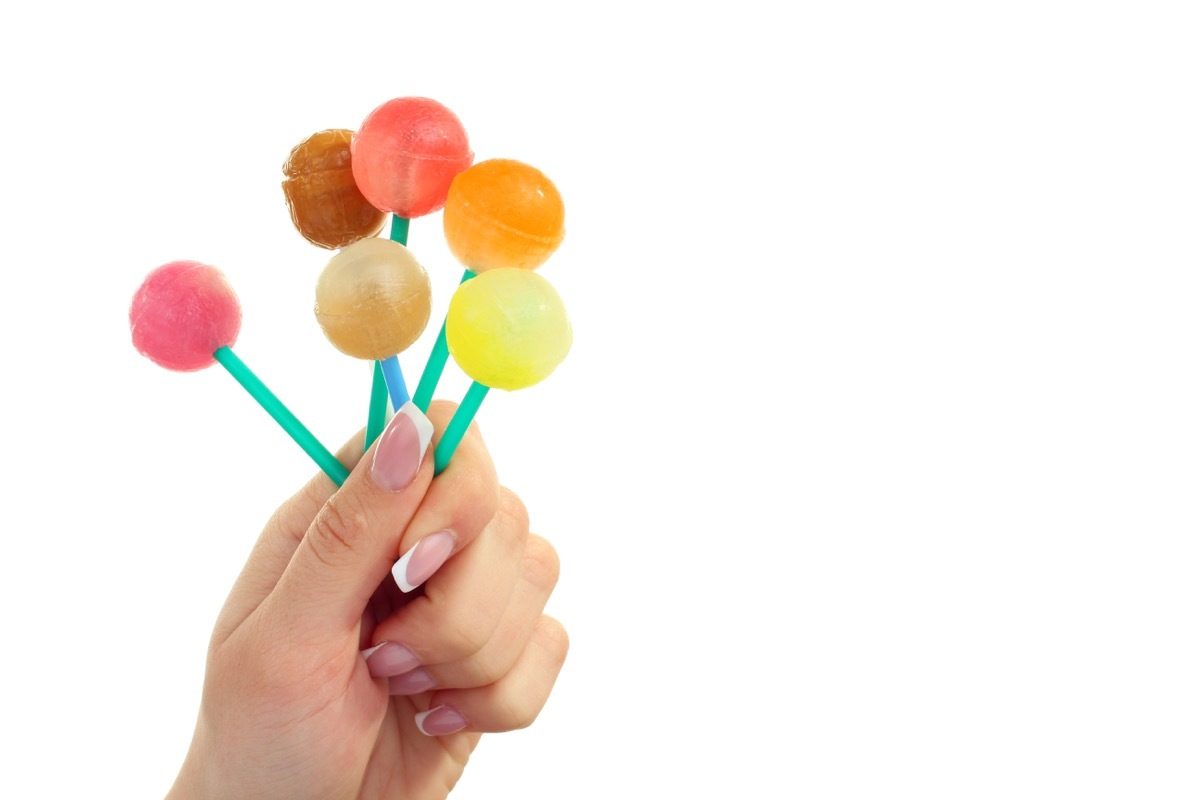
[351,97,473,220]
[314,237,432,425]
[282,129,387,249]
[413,158,565,412]
[351,97,473,432]
[435,268,571,473]
[443,158,565,271]
[131,261,349,485]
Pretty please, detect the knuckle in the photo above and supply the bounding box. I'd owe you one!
[467,650,511,686]
[536,616,570,668]
[451,466,500,535]
[433,604,494,661]
[503,698,541,730]
[522,535,561,593]
[308,494,368,566]
[497,487,530,533]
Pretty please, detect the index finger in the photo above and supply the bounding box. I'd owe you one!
[390,399,500,593]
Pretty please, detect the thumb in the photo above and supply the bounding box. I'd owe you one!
[264,402,435,640]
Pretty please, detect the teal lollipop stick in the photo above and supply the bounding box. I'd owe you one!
[414,268,474,413]
[433,381,489,475]
[214,347,349,486]
[389,214,410,244]
[365,360,388,451]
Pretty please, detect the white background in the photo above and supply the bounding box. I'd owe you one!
[2,1,1198,797]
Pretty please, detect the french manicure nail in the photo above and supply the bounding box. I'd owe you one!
[362,642,421,678]
[416,705,468,736]
[387,667,437,696]
[392,530,456,592]
[371,402,433,492]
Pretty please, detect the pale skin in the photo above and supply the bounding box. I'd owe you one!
[168,401,568,799]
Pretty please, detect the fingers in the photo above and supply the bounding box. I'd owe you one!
[264,403,437,641]
[213,429,365,645]
[375,487,530,657]
[416,616,569,735]
[389,399,499,593]
[216,397,501,651]
[382,532,559,694]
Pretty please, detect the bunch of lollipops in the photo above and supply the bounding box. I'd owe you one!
[129,97,570,484]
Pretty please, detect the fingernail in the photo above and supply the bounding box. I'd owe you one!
[362,642,421,678]
[392,530,456,593]
[416,705,468,736]
[387,667,437,696]
[371,402,434,492]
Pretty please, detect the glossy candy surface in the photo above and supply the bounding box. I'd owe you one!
[443,158,565,272]
[282,129,387,249]
[446,268,571,391]
[130,261,242,371]
[315,237,431,360]
[351,97,473,219]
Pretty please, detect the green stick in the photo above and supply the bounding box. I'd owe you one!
[390,214,410,245]
[434,381,490,475]
[213,346,349,486]
[365,360,388,451]
[414,268,475,413]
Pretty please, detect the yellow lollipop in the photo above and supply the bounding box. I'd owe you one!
[436,268,571,472]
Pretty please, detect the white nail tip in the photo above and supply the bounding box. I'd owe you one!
[414,707,440,736]
[392,543,421,593]
[361,643,387,659]
[397,402,434,458]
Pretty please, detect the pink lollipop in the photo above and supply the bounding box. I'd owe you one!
[130,261,348,485]
[130,261,241,370]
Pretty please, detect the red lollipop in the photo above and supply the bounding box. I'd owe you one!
[351,97,474,219]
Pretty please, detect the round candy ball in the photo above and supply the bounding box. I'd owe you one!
[314,237,432,360]
[130,261,242,371]
[446,268,571,391]
[351,97,473,219]
[282,129,387,250]
[443,158,565,272]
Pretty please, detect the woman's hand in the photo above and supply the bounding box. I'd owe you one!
[168,401,568,800]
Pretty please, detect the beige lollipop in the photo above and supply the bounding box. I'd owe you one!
[315,237,432,360]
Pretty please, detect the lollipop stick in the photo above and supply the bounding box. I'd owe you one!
[213,346,350,486]
[414,268,475,413]
[434,380,490,475]
[366,213,414,431]
[365,360,389,451]
[389,214,410,245]
[380,356,411,408]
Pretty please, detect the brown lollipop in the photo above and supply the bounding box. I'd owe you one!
[282,129,387,249]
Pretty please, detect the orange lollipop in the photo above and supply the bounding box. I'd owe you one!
[442,158,565,272]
